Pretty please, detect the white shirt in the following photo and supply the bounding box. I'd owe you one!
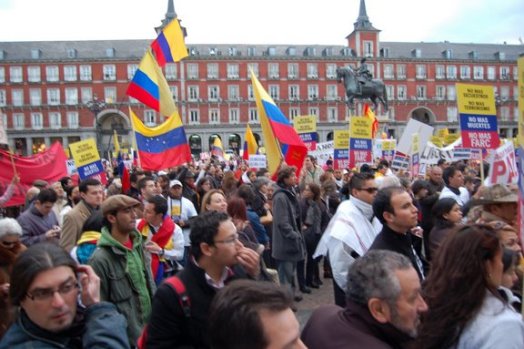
[167,196,198,247]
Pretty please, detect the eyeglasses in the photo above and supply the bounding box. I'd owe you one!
[214,233,239,245]
[26,279,79,302]
[359,187,379,194]
[0,240,18,248]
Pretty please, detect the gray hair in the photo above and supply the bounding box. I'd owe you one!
[378,175,401,189]
[253,177,271,191]
[347,250,412,306]
[0,218,23,239]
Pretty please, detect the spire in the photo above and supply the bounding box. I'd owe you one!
[155,0,180,33]
[354,0,378,31]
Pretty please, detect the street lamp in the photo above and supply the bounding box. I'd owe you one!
[85,94,106,153]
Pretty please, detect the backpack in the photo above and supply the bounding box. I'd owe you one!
[136,275,191,349]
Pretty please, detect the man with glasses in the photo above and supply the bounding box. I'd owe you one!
[0,243,129,348]
[144,211,260,349]
[89,194,156,347]
[315,172,382,307]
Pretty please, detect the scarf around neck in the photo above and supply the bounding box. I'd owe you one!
[350,196,374,221]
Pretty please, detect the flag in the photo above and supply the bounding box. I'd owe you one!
[363,104,379,139]
[130,108,191,171]
[242,124,258,161]
[126,50,176,117]
[250,70,307,176]
[113,129,120,155]
[211,137,225,161]
[151,19,188,67]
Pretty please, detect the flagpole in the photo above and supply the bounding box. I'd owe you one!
[128,108,142,170]
[8,150,17,176]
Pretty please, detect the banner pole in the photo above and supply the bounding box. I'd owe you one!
[479,151,484,182]
[8,150,17,177]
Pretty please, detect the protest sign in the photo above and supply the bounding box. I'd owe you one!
[309,141,334,166]
[488,141,518,185]
[349,117,372,169]
[248,154,267,169]
[69,138,104,180]
[334,130,349,170]
[294,115,317,151]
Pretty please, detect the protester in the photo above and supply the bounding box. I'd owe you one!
[428,197,463,259]
[300,183,323,290]
[471,183,518,230]
[498,248,521,312]
[209,279,306,349]
[17,189,60,246]
[0,175,19,208]
[200,189,228,214]
[191,177,212,214]
[0,243,129,348]
[418,224,524,349]
[439,165,470,207]
[299,155,324,190]
[302,250,428,348]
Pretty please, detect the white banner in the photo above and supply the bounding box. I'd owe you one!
[309,141,334,166]
[66,159,78,175]
[488,141,518,185]
[248,154,267,169]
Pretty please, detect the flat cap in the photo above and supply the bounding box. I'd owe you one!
[102,194,141,216]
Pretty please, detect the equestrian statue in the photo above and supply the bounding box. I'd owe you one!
[336,58,388,111]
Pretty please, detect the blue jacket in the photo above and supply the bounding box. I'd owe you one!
[0,302,129,349]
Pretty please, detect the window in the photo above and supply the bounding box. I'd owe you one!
[412,49,421,58]
[442,49,453,59]
[447,85,456,100]
[247,63,259,78]
[64,65,77,81]
[307,63,318,79]
[460,65,471,79]
[165,63,177,80]
[267,47,276,56]
[268,63,279,79]
[363,41,373,57]
[49,112,61,129]
[326,64,337,79]
[188,86,199,101]
[47,88,60,105]
[289,108,299,120]
[29,88,41,106]
[208,86,220,101]
[487,66,496,80]
[65,88,78,105]
[397,86,406,100]
[513,67,519,81]
[1,113,6,130]
[416,65,426,79]
[435,65,445,80]
[380,47,390,58]
[396,65,406,79]
[386,85,394,100]
[447,107,458,122]
[500,66,510,80]
[248,85,254,101]
[247,47,256,57]
[383,64,394,79]
[269,85,279,100]
[81,87,92,104]
[209,110,220,124]
[106,48,115,58]
[500,107,510,121]
[288,63,299,79]
[12,89,23,106]
[104,87,116,104]
[124,64,137,80]
[227,64,239,79]
[229,108,239,124]
[436,86,445,100]
[327,107,337,122]
[500,86,510,101]
[446,65,457,79]
[10,66,22,82]
[170,86,178,101]
[207,63,219,79]
[326,85,338,100]
[46,66,59,82]
[144,110,156,126]
[0,90,6,106]
[13,113,25,129]
[514,86,519,101]
[228,47,238,56]
[416,85,426,99]
[0,67,5,83]
[28,66,41,82]
[187,64,199,79]
[249,108,258,123]
[67,112,79,128]
[304,47,316,57]
[473,66,484,80]
[228,85,240,100]
[103,65,116,80]
[308,85,319,100]
[287,47,297,56]
[80,65,92,81]
[308,107,319,117]
[189,110,200,124]
[289,85,299,100]
[31,113,43,129]
[67,48,77,58]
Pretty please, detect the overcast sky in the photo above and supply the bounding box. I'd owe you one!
[0,0,522,45]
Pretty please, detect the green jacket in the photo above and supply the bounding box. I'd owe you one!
[89,226,156,346]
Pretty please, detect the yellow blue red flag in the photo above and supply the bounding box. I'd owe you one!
[151,19,188,67]
[242,124,258,160]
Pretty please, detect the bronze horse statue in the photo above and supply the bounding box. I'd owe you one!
[336,66,388,111]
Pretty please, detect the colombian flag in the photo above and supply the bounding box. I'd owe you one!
[363,104,379,139]
[242,124,258,161]
[250,71,307,177]
[130,108,191,171]
[126,50,176,117]
[211,137,225,161]
[151,18,188,67]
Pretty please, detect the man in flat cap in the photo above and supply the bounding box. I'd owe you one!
[89,194,156,347]
[473,184,518,229]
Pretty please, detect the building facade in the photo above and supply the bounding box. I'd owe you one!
[0,0,522,157]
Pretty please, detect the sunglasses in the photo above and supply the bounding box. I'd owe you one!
[359,187,379,194]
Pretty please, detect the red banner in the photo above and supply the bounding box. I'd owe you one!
[0,142,68,207]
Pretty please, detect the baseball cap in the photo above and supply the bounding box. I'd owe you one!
[170,179,183,188]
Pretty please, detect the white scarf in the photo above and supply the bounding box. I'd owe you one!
[350,196,374,221]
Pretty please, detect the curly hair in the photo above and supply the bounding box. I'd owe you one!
[417,224,502,349]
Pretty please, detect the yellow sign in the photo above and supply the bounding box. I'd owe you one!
[456,83,496,115]
[382,139,396,151]
[444,133,461,145]
[436,128,449,138]
[518,56,524,146]
[411,133,419,154]
[350,117,372,139]
[293,115,317,133]
[69,138,100,167]
[334,130,350,149]
[430,136,444,148]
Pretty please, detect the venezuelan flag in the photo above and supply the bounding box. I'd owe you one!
[126,50,176,117]
[242,124,258,160]
[250,71,307,176]
[363,104,379,139]
[151,18,188,67]
[130,108,191,171]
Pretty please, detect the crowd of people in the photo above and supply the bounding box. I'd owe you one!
[0,154,522,348]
